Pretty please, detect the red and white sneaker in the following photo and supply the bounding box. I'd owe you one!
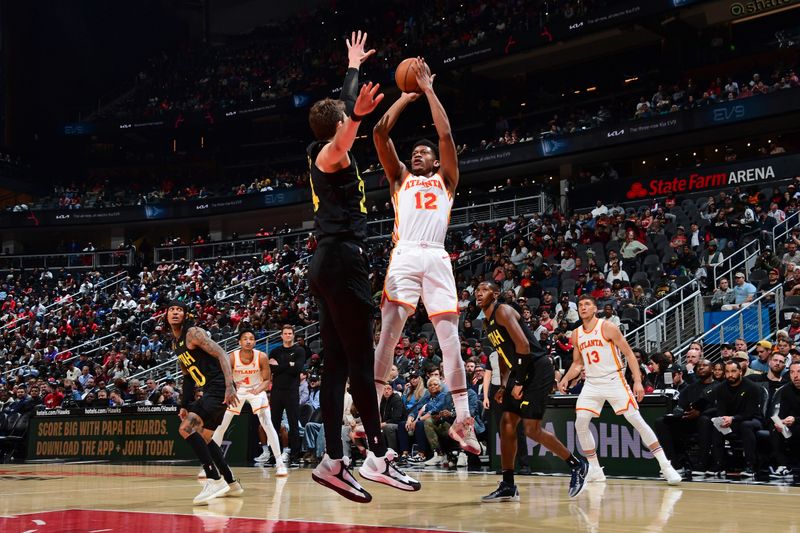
[448,417,481,455]
[312,454,372,504]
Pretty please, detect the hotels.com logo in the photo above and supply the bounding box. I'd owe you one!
[625,165,776,200]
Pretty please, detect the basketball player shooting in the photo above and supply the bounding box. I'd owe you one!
[306,31,420,504]
[475,282,588,502]
[209,329,287,477]
[372,57,479,455]
[558,294,682,485]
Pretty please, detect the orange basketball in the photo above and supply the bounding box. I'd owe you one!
[395,58,420,93]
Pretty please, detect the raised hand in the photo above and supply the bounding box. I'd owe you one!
[414,57,436,93]
[353,82,384,118]
[347,30,376,68]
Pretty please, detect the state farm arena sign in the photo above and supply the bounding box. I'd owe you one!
[571,154,798,208]
[626,165,775,199]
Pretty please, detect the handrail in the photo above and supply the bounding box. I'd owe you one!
[366,194,544,240]
[712,239,760,289]
[673,285,784,363]
[625,283,703,355]
[0,250,135,272]
[772,210,800,251]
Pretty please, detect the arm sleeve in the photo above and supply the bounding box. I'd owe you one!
[340,67,359,116]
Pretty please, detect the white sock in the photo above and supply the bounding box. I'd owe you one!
[262,444,269,454]
[651,446,671,469]
[452,392,470,424]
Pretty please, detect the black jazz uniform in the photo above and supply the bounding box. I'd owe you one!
[307,141,384,458]
[484,303,553,420]
[175,328,227,430]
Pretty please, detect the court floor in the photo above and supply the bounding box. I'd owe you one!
[0,463,796,532]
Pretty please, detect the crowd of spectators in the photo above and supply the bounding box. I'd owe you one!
[106,0,595,121]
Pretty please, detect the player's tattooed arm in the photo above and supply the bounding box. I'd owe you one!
[186,327,239,407]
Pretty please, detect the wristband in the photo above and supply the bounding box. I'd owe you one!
[350,111,364,122]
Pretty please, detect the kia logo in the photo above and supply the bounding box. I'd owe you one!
[607,129,625,138]
[196,204,209,210]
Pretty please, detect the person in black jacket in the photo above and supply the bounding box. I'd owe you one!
[769,361,800,480]
[654,359,717,474]
[269,324,306,465]
[710,361,764,477]
[379,384,406,453]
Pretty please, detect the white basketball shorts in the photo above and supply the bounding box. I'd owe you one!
[382,241,458,317]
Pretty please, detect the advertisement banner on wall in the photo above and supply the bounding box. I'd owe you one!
[489,396,668,476]
[569,154,800,208]
[27,405,253,466]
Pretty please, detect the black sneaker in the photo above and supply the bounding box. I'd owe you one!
[481,481,520,503]
[311,454,372,504]
[568,457,589,498]
[739,468,755,478]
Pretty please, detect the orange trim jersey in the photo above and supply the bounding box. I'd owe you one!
[231,349,265,393]
[391,172,453,244]
[576,319,626,380]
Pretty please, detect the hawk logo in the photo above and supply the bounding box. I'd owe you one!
[626,182,649,200]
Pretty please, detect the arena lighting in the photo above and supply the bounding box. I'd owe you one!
[747,142,751,147]
[624,77,639,84]
[521,102,527,106]
[731,3,800,24]
[641,160,646,164]
[574,90,581,94]
[586,87,597,92]
[693,152,697,156]
[714,148,719,153]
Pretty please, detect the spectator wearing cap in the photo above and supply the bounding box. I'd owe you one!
[539,264,559,293]
[759,268,783,301]
[555,292,579,324]
[721,272,756,310]
[750,340,774,373]
[719,342,735,362]
[733,350,761,377]
[670,226,688,249]
[755,246,781,272]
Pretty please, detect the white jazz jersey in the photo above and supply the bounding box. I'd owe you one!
[575,318,638,415]
[391,172,453,244]
[383,172,458,316]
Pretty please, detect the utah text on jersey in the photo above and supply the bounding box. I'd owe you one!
[178,345,207,386]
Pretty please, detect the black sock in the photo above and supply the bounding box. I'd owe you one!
[186,433,220,480]
[207,440,235,483]
[565,454,581,468]
[502,469,515,486]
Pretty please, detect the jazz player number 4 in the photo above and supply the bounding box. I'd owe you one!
[371,57,479,455]
[558,294,682,485]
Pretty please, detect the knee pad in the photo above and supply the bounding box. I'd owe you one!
[623,409,658,446]
[575,411,596,451]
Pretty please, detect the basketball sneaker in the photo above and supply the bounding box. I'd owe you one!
[254,449,271,463]
[275,463,289,477]
[193,477,230,505]
[312,454,372,504]
[358,449,422,491]
[226,479,244,497]
[661,464,683,485]
[568,457,590,498]
[481,481,520,503]
[456,452,468,467]
[448,417,481,455]
[586,464,606,483]
[197,468,207,480]
[423,453,446,467]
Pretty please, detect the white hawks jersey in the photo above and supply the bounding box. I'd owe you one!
[576,319,626,380]
[391,172,453,244]
[231,349,265,392]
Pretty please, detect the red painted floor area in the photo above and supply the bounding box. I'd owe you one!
[0,509,445,533]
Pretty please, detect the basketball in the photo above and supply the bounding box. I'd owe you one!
[395,58,420,93]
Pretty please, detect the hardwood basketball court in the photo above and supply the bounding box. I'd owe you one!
[0,464,795,532]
